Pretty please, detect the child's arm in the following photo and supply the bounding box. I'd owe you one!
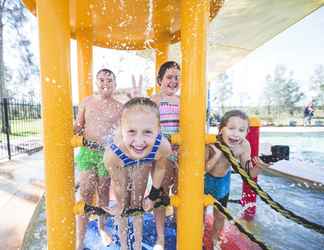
[240,139,269,177]
[103,148,127,215]
[103,149,118,182]
[205,144,221,172]
[150,94,160,105]
[127,74,143,98]
[252,157,271,170]
[144,138,172,211]
[151,138,172,188]
[74,100,86,135]
[239,139,255,176]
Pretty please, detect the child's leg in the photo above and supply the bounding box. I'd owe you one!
[153,160,176,248]
[77,170,97,250]
[203,206,210,250]
[108,165,128,214]
[154,207,166,248]
[116,215,128,250]
[97,175,112,246]
[108,165,128,249]
[144,158,168,211]
[133,216,144,250]
[130,166,150,250]
[213,208,225,241]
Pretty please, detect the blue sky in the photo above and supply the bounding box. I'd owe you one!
[229,6,324,106]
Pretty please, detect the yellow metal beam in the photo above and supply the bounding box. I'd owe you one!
[77,31,93,101]
[177,0,209,249]
[37,0,75,249]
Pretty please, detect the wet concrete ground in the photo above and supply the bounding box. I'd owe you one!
[0,151,44,250]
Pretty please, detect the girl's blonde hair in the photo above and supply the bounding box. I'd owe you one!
[122,97,160,122]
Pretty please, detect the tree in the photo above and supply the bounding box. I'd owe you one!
[309,64,324,106]
[0,0,6,100]
[281,76,304,115]
[1,0,38,100]
[263,65,304,116]
[1,0,39,133]
[212,72,233,114]
[263,74,277,115]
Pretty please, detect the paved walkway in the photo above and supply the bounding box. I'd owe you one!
[0,151,44,250]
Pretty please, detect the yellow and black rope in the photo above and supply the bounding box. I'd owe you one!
[214,139,324,235]
[212,199,270,250]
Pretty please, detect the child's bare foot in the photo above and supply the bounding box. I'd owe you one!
[99,229,112,247]
[153,244,164,250]
[76,242,84,250]
[153,238,164,250]
[213,239,221,250]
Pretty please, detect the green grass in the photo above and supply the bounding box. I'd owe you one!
[0,119,42,139]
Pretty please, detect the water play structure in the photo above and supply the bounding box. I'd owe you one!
[21,1,324,249]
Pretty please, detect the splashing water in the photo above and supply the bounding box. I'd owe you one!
[144,0,154,49]
[119,0,125,10]
[228,131,324,249]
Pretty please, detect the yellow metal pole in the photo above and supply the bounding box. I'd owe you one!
[177,1,209,250]
[155,43,169,94]
[77,31,93,102]
[37,1,75,249]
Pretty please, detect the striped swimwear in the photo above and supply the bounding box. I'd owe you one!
[159,101,180,137]
[109,133,162,168]
[159,101,179,162]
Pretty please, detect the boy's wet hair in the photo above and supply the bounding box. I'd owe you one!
[218,110,249,134]
[123,97,160,122]
[96,68,116,80]
[157,61,180,85]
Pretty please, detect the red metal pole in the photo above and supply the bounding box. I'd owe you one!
[241,117,261,220]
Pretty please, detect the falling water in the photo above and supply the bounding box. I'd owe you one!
[144,0,154,49]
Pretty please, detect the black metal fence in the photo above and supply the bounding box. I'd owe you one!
[0,98,42,160]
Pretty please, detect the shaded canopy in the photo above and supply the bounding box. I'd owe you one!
[23,0,324,74]
[207,0,324,75]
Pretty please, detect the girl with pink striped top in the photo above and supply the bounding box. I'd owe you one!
[151,61,180,250]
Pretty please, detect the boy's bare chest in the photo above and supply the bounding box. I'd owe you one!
[85,102,120,124]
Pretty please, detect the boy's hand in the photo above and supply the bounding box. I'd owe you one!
[127,74,143,98]
[143,197,155,212]
[73,122,84,135]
